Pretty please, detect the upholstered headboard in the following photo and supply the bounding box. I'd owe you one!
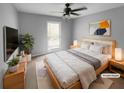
[80,38,116,58]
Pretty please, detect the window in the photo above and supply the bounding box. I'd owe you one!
[47,22,61,50]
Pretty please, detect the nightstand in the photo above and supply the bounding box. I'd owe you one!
[70,44,80,49]
[3,62,27,89]
[109,59,124,78]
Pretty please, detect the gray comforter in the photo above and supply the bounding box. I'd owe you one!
[68,49,101,70]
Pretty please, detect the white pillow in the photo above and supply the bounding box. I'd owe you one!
[89,44,103,54]
[94,43,111,54]
[80,42,91,49]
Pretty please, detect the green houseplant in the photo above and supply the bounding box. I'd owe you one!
[7,57,19,72]
[22,33,34,54]
[22,33,34,62]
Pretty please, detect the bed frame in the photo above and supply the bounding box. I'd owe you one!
[44,38,116,89]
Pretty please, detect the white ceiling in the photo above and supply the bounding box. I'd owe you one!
[13,3,124,18]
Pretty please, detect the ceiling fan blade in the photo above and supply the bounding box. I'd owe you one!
[71,13,80,16]
[71,7,87,12]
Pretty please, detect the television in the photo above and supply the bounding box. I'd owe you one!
[3,26,18,62]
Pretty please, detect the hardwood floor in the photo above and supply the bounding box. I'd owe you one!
[26,61,38,89]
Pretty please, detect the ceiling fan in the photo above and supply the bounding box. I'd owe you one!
[53,3,87,19]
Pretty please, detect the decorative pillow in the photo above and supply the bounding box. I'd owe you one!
[89,44,103,54]
[102,45,111,54]
[94,42,111,54]
[80,42,91,49]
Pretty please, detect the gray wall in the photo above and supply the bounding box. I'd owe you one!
[72,6,124,48]
[18,12,73,56]
[0,4,18,88]
[1,4,124,89]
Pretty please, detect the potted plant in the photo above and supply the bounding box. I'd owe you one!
[7,57,19,72]
[22,33,34,62]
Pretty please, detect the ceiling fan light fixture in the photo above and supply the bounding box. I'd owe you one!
[63,14,71,20]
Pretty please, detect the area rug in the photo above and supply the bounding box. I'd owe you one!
[35,61,53,89]
[36,61,113,89]
[89,76,113,89]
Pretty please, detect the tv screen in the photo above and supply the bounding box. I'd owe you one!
[3,26,18,61]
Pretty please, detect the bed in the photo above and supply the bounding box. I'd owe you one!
[44,38,116,89]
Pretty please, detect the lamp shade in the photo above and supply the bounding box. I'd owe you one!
[115,48,122,61]
[73,40,78,46]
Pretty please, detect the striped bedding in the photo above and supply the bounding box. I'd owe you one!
[45,48,110,88]
[68,49,101,69]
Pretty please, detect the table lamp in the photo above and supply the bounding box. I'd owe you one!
[115,48,123,61]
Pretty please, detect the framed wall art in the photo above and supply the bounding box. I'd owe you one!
[89,20,111,36]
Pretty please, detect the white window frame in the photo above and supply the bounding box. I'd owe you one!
[47,21,61,51]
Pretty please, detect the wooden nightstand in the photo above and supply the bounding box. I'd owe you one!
[70,44,80,49]
[109,59,124,78]
[3,57,27,89]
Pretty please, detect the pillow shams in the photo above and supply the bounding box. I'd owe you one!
[94,43,111,54]
[89,44,103,54]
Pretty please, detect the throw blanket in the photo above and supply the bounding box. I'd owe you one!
[46,53,79,88]
[56,51,97,89]
[68,49,101,70]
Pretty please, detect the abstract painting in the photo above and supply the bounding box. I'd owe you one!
[89,20,111,36]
